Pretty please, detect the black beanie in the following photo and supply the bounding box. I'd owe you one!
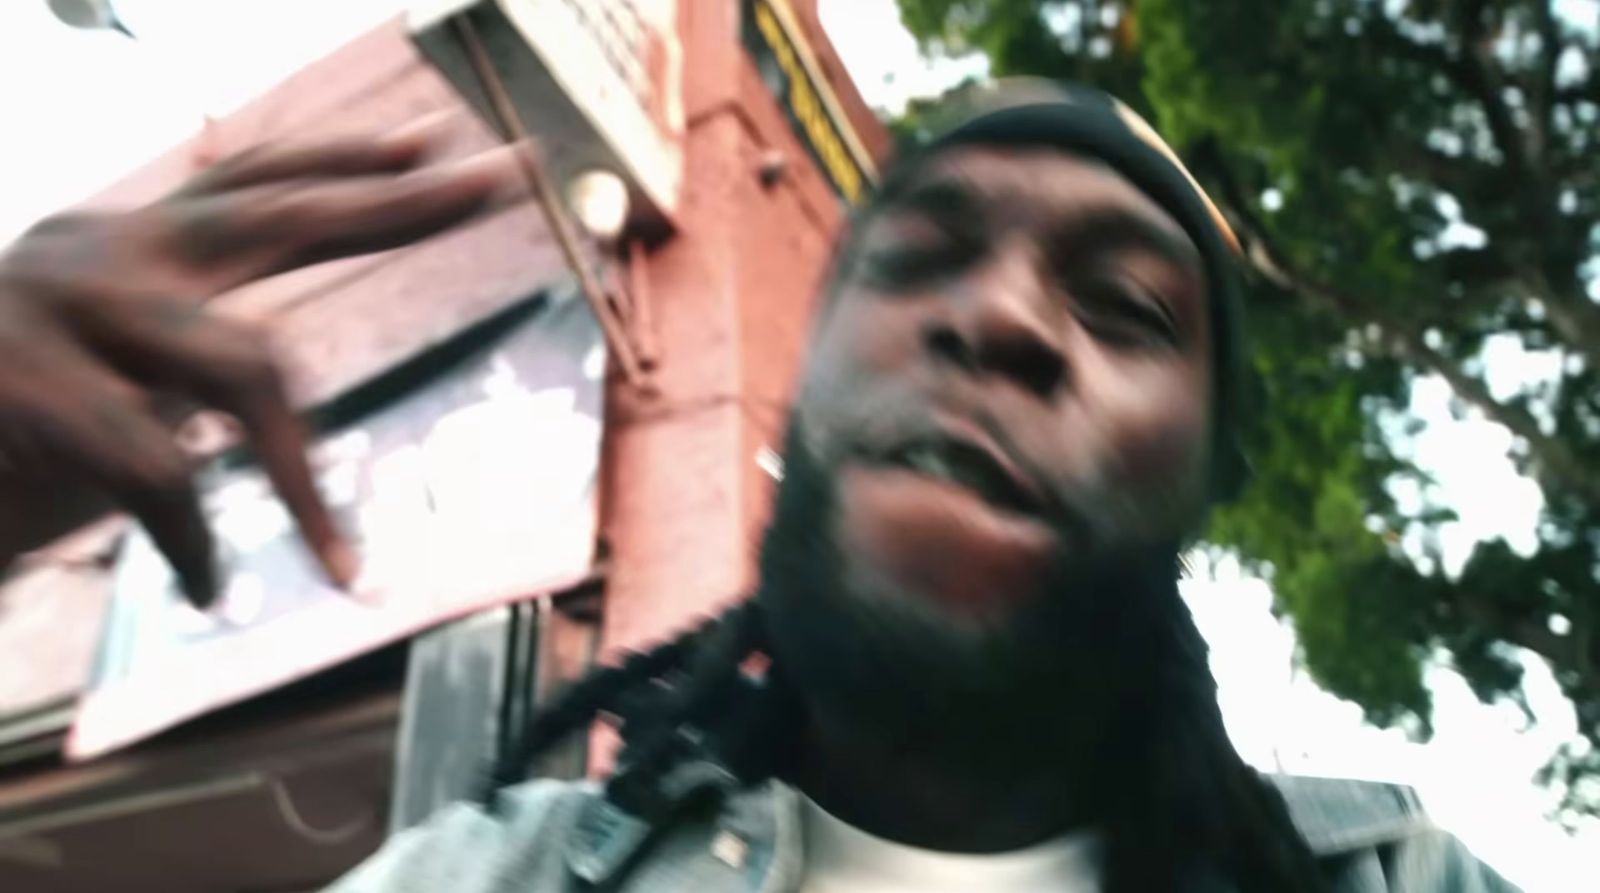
[872,80,1251,501]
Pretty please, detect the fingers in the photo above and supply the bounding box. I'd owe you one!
[166,143,527,289]
[172,110,460,198]
[256,143,530,274]
[23,351,217,606]
[217,353,361,590]
[67,301,358,591]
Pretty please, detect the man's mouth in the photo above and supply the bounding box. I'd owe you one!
[836,426,1067,612]
[865,432,1045,519]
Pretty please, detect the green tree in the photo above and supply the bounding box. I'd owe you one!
[897,0,1600,823]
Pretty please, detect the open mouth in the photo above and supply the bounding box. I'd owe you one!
[869,434,1045,518]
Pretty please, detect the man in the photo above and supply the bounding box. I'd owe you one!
[0,86,1513,892]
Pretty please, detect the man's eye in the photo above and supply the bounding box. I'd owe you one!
[856,231,983,288]
[1072,277,1180,348]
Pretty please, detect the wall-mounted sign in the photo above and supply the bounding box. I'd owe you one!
[71,291,605,760]
[742,0,877,204]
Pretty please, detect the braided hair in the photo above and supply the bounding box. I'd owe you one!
[484,592,1329,893]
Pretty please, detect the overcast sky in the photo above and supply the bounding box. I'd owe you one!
[0,1,1596,889]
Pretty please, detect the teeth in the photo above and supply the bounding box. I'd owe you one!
[904,445,993,498]
[892,442,1033,514]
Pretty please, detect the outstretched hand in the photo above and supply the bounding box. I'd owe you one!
[0,118,526,606]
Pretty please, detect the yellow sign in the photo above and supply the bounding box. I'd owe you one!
[745,0,876,204]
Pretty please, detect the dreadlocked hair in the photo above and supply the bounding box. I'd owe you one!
[481,598,792,816]
[1091,586,1329,892]
[486,596,1329,893]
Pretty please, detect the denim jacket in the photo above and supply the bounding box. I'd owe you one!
[327,772,1518,892]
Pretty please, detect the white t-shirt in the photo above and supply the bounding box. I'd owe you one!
[797,794,1102,893]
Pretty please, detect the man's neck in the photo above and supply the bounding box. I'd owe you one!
[789,709,1095,854]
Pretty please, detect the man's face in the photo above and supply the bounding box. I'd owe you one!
[799,146,1212,609]
[762,145,1215,757]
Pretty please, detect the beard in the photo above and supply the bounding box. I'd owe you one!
[756,419,1196,778]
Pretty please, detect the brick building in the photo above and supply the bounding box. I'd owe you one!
[0,2,888,889]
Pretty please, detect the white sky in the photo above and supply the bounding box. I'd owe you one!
[0,0,1595,889]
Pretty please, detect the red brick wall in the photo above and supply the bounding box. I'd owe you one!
[596,0,884,657]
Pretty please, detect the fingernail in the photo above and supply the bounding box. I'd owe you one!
[445,142,533,204]
[182,549,223,610]
[185,577,218,610]
[379,109,462,154]
[347,563,389,607]
[322,537,362,590]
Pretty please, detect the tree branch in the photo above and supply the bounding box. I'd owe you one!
[1390,145,1520,223]
[1529,0,1561,164]
[1436,248,1600,361]
[1193,142,1600,506]
[1523,272,1600,363]
[1359,10,1600,364]
[1367,9,1533,177]
[1392,331,1600,500]
[1449,582,1598,701]
[1449,1,1537,172]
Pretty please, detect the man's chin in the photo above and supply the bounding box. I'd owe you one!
[758,456,1082,757]
[755,427,1179,764]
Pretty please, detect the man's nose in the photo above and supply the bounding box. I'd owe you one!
[921,250,1068,398]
